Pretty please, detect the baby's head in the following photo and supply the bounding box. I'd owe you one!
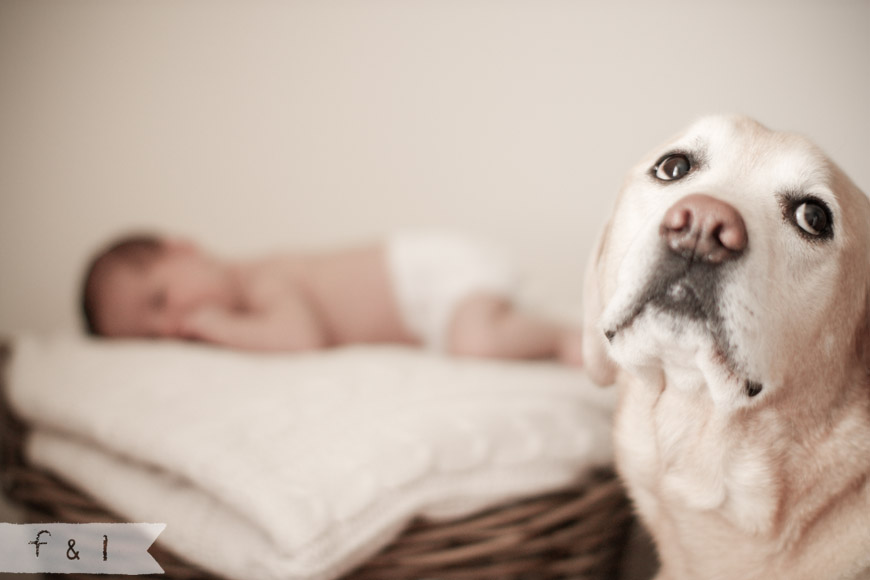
[81,234,238,338]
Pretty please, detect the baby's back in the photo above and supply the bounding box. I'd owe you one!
[250,244,415,346]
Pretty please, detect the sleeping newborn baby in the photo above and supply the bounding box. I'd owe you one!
[81,231,584,364]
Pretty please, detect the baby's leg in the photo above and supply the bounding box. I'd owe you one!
[446,294,583,365]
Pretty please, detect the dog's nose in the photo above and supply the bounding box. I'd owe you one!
[660,194,747,264]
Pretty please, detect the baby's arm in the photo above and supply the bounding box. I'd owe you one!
[180,292,330,352]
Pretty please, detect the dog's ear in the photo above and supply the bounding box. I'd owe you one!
[582,222,618,386]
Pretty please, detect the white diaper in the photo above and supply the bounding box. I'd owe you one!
[386,231,518,351]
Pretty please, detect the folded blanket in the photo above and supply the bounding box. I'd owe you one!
[6,335,616,580]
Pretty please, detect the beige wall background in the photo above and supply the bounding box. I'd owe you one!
[1,0,868,335]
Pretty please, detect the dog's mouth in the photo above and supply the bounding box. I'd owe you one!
[604,252,764,398]
[605,251,724,339]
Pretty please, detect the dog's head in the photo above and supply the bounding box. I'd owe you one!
[582,115,870,410]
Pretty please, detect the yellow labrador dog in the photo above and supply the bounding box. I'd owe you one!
[582,116,870,580]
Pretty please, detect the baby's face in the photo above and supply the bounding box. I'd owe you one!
[96,244,237,338]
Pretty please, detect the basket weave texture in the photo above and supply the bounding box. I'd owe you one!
[0,343,632,580]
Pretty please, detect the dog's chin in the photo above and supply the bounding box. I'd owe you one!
[604,303,764,406]
[606,306,713,374]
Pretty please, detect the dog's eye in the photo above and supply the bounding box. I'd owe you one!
[654,154,692,181]
[794,201,829,237]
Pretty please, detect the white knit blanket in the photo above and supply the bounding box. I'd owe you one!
[6,335,616,580]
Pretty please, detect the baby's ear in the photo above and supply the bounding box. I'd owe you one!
[582,222,618,386]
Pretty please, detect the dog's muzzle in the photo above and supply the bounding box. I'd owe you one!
[605,193,763,396]
[607,193,749,337]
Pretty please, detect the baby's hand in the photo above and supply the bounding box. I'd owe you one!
[178,305,230,343]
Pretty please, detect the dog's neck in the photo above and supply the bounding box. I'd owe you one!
[617,359,870,543]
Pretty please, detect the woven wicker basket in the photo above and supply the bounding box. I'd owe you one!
[0,343,632,580]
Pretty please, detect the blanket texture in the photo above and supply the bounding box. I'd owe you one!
[7,335,616,580]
